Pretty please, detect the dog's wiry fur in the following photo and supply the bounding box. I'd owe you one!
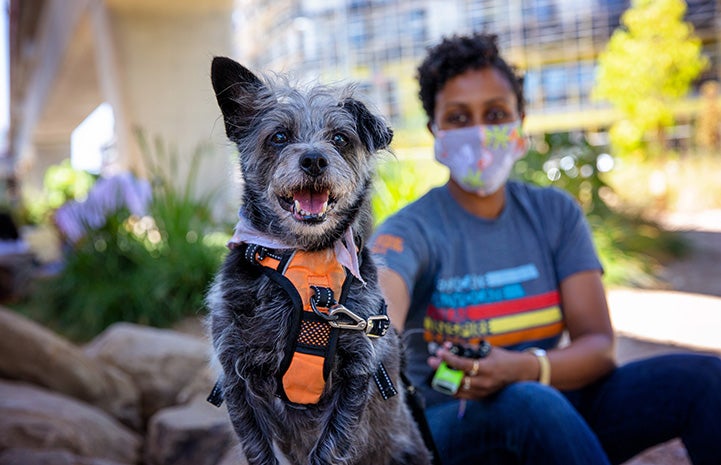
[206,57,431,465]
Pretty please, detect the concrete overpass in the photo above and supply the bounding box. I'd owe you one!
[8,0,238,210]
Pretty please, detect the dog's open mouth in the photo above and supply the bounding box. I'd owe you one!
[278,188,335,223]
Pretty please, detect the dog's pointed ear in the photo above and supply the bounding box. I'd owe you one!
[211,56,265,139]
[342,99,393,152]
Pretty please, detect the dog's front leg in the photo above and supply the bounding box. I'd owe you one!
[223,382,280,465]
[309,372,371,465]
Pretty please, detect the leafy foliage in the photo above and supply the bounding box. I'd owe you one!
[516,132,686,284]
[372,156,447,226]
[22,160,97,225]
[19,136,229,341]
[592,0,708,156]
[513,132,613,217]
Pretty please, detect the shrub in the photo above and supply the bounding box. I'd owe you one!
[19,136,229,341]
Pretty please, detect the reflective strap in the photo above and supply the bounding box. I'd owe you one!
[207,378,224,407]
[372,362,397,400]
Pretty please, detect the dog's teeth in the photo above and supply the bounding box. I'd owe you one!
[291,197,328,220]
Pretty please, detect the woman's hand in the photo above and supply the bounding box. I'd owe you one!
[428,342,539,399]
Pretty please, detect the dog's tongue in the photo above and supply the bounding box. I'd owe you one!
[294,189,329,215]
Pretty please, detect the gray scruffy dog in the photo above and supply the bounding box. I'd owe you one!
[206,56,432,465]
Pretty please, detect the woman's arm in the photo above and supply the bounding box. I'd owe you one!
[378,267,411,332]
[541,269,616,390]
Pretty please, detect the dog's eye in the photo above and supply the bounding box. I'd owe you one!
[270,131,290,146]
[331,133,349,148]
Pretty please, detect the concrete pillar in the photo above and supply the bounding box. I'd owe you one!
[11,0,92,194]
[12,0,239,218]
[105,3,237,209]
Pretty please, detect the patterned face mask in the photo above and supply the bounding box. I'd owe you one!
[433,121,527,196]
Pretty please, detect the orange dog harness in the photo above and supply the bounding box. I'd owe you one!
[245,243,391,405]
[207,242,395,408]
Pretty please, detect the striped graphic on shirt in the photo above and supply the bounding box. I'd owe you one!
[424,290,564,347]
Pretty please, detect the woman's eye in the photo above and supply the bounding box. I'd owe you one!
[270,131,289,145]
[445,113,469,126]
[486,108,510,123]
[332,133,348,147]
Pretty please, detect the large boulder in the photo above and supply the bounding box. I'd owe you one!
[622,439,690,465]
[0,308,141,429]
[145,396,236,465]
[84,322,212,419]
[216,447,247,465]
[216,444,292,465]
[0,448,129,465]
[0,380,141,464]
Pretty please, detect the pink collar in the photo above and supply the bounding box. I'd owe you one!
[228,215,365,285]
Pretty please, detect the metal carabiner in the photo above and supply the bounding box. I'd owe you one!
[327,304,368,331]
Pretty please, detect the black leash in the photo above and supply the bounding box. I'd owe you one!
[401,371,444,465]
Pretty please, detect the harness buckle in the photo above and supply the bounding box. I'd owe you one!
[365,314,391,338]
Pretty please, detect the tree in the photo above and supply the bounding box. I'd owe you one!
[592,0,708,157]
[696,80,721,151]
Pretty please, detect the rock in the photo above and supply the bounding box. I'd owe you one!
[216,446,247,465]
[216,443,294,465]
[0,380,141,464]
[84,322,211,419]
[622,439,690,465]
[175,364,218,406]
[145,396,236,465]
[0,308,141,429]
[0,448,129,465]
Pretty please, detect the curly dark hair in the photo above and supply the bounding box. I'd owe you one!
[417,32,525,123]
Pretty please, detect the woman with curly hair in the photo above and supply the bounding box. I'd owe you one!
[371,32,721,465]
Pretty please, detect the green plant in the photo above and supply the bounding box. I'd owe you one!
[373,155,447,225]
[589,213,687,287]
[22,159,97,225]
[19,135,229,341]
[592,0,708,157]
[513,132,614,217]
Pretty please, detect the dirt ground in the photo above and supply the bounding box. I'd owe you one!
[613,210,721,465]
[656,210,721,297]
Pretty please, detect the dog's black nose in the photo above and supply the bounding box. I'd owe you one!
[300,152,328,177]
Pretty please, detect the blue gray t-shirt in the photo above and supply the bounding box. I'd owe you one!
[370,180,602,406]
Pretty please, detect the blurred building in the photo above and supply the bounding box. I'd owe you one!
[234,0,719,139]
[6,0,719,207]
[8,0,237,208]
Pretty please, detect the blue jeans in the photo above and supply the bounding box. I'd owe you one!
[425,354,721,465]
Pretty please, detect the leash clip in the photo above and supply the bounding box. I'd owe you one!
[326,305,389,339]
[327,304,368,332]
[309,287,389,338]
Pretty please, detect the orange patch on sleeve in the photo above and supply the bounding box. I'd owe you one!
[371,234,404,254]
